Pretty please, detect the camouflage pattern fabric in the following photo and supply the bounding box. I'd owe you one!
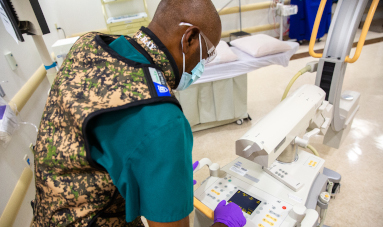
[132,28,180,90]
[33,29,180,226]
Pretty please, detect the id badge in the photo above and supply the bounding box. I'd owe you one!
[148,68,171,97]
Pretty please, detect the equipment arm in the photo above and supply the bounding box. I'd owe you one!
[345,0,380,63]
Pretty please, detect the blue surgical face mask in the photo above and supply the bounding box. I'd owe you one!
[175,34,205,91]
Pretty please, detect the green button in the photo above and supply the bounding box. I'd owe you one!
[229,180,232,182]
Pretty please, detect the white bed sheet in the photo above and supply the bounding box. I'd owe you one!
[196,42,299,84]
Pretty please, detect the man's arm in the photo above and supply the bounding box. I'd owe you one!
[147,216,189,227]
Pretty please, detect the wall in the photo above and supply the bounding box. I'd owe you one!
[0,0,276,226]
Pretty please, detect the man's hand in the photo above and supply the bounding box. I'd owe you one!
[213,200,247,227]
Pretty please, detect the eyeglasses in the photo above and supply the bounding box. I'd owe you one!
[179,22,217,63]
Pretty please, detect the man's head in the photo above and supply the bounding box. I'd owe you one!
[148,0,222,87]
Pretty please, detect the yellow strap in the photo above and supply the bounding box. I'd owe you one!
[309,0,327,58]
[345,0,380,63]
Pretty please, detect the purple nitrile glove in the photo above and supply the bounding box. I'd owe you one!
[193,161,199,185]
[214,200,247,227]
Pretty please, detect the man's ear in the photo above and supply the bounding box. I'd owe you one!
[181,27,201,55]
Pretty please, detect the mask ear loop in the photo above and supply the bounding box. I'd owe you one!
[181,34,186,74]
[199,34,202,61]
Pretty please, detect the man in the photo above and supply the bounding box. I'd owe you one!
[32,0,246,226]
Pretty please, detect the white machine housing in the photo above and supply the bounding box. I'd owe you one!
[52,37,80,68]
[236,84,326,168]
[194,150,325,227]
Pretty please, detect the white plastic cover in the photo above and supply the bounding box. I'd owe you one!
[196,42,299,84]
[0,97,19,148]
[107,12,148,24]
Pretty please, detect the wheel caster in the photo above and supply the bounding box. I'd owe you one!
[236,119,244,125]
[247,114,252,121]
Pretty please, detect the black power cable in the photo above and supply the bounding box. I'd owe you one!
[57,27,66,39]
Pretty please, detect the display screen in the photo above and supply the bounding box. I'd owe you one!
[228,190,262,215]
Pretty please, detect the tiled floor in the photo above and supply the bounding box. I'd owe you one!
[190,41,383,226]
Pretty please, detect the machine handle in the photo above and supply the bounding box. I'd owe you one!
[194,197,214,220]
[309,0,327,58]
[345,0,380,63]
[193,158,219,220]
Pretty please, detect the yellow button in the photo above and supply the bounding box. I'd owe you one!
[325,194,329,198]
[266,214,277,222]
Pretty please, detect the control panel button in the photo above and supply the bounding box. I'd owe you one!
[266,214,277,222]
[282,206,286,210]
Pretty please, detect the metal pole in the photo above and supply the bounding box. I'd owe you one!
[280,0,284,40]
[218,0,235,13]
[32,35,57,84]
[239,0,242,31]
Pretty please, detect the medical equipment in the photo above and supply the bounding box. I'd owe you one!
[275,0,298,40]
[193,0,379,226]
[52,36,80,68]
[175,42,298,131]
[0,0,58,84]
[194,85,334,227]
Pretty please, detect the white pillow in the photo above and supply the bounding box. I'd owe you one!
[230,34,292,58]
[207,41,238,66]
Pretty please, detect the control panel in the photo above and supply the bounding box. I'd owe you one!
[195,174,293,227]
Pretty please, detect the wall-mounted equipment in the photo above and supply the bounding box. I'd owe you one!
[0,0,57,84]
[4,52,18,70]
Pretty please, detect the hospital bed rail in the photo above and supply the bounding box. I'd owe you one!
[0,65,47,227]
